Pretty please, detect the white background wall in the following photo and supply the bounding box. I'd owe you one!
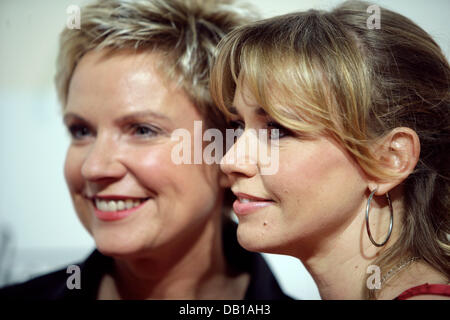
[0,0,449,300]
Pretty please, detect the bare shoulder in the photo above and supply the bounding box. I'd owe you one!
[405,294,450,300]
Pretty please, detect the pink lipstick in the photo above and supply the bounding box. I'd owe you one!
[232,192,274,216]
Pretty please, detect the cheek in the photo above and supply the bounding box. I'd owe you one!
[128,145,220,201]
[128,145,193,196]
[132,147,174,188]
[267,141,365,210]
[264,147,324,199]
[64,147,84,193]
[128,145,222,235]
[64,146,92,233]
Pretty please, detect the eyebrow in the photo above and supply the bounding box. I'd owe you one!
[63,110,173,126]
[229,106,267,117]
[63,112,86,125]
[114,110,172,125]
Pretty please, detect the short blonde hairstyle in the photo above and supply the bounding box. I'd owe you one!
[211,0,450,298]
[55,0,254,129]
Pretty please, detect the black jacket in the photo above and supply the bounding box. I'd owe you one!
[0,221,291,300]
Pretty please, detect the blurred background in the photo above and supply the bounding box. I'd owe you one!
[0,0,449,300]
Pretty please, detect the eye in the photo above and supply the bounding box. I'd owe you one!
[266,121,290,140]
[130,124,160,137]
[228,120,245,143]
[68,124,92,140]
[228,120,244,131]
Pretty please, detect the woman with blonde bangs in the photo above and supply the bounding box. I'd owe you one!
[211,0,450,299]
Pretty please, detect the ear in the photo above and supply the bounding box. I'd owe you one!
[368,127,420,195]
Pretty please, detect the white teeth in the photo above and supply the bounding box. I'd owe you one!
[117,200,125,211]
[98,200,108,211]
[240,198,252,203]
[108,201,117,212]
[125,199,134,210]
[95,198,145,212]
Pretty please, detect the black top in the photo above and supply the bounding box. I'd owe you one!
[0,221,291,300]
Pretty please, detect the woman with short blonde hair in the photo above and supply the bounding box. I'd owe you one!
[0,0,290,300]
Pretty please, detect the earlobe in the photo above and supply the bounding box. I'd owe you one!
[370,127,420,195]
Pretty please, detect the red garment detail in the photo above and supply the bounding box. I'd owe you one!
[395,283,450,300]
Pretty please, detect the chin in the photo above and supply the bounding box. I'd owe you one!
[236,223,292,255]
[93,231,145,259]
[236,225,271,253]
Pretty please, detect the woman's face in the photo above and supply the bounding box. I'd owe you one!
[220,80,369,256]
[64,50,223,258]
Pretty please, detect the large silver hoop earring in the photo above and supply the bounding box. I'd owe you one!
[365,188,394,247]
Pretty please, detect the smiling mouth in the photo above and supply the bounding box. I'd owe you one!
[234,192,273,202]
[92,197,151,212]
[237,197,271,203]
[232,192,274,215]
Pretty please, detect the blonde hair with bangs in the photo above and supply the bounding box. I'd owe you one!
[55,0,255,129]
[212,9,381,177]
[211,0,450,299]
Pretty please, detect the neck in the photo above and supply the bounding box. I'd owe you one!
[294,196,402,300]
[301,246,373,300]
[99,209,247,299]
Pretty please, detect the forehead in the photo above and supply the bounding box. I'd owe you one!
[231,75,272,119]
[232,75,259,108]
[65,49,202,123]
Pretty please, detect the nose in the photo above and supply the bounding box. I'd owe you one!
[81,134,127,182]
[220,130,259,179]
